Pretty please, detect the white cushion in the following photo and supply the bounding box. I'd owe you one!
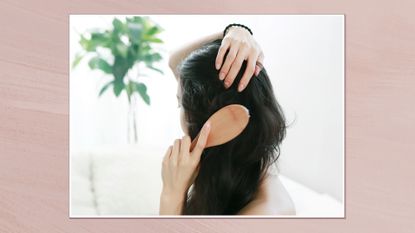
[90,145,164,216]
[70,151,97,216]
[280,176,344,217]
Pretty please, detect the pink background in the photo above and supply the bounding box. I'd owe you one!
[0,0,414,232]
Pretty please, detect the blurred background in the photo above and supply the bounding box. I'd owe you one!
[70,15,344,217]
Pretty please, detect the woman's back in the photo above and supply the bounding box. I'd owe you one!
[238,174,296,215]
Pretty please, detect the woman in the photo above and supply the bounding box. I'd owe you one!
[160,25,295,215]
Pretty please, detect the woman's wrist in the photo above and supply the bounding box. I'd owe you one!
[224,26,253,41]
[159,190,187,215]
[161,188,186,201]
[224,24,253,37]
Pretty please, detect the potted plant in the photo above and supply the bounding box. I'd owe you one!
[72,16,164,143]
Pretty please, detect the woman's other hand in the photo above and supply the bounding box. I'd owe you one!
[159,122,211,215]
[215,26,264,92]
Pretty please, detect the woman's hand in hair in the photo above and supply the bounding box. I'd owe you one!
[159,122,211,215]
[215,26,264,92]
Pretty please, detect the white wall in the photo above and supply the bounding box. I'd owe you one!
[70,15,344,202]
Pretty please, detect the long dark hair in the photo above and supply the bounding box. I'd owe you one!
[178,39,286,215]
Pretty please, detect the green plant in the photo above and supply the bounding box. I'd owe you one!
[72,16,164,143]
[72,16,164,105]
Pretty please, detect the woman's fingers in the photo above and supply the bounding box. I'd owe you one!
[218,42,239,81]
[218,42,263,91]
[180,136,191,161]
[224,46,249,89]
[216,26,264,92]
[215,39,231,70]
[190,122,211,161]
[238,52,258,92]
[255,51,265,76]
[162,146,173,165]
[171,139,180,166]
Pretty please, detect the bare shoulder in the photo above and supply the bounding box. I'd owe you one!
[238,174,296,215]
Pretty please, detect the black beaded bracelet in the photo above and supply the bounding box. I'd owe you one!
[223,23,253,37]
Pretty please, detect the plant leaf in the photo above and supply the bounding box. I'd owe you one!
[128,23,143,44]
[112,18,125,34]
[146,65,164,74]
[90,32,112,48]
[146,37,163,43]
[115,43,129,58]
[146,26,162,36]
[113,80,125,97]
[88,56,112,74]
[79,32,111,52]
[79,35,94,51]
[130,81,150,105]
[143,53,162,64]
[127,16,144,25]
[112,56,131,80]
[72,53,84,69]
[98,81,113,97]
